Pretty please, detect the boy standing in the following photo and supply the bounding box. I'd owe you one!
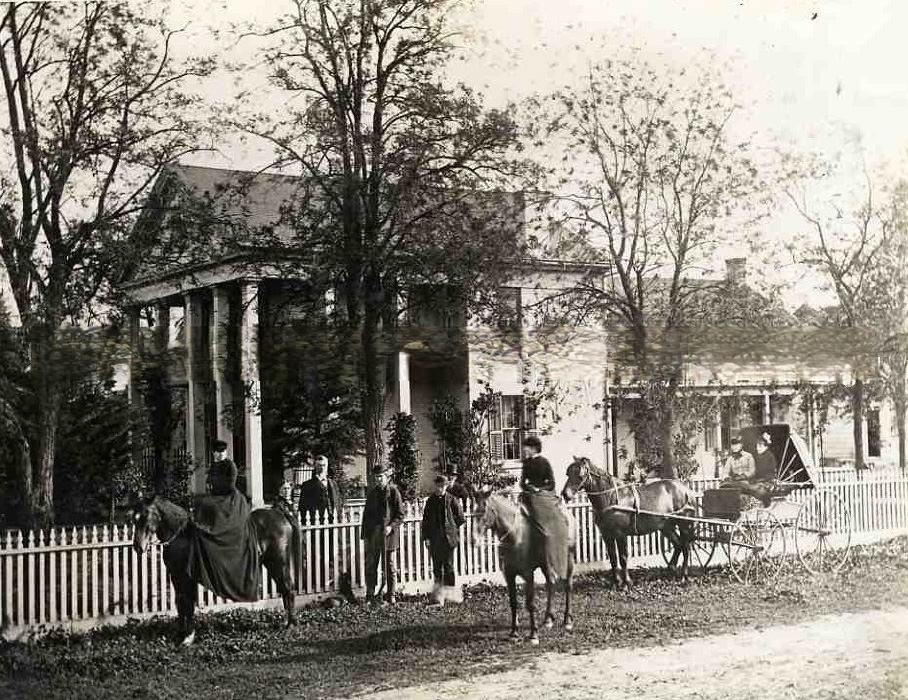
[421,474,465,606]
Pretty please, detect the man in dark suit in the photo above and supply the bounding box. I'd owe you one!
[298,455,340,523]
[421,474,465,606]
[362,464,404,605]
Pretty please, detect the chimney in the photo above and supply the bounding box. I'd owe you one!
[725,257,747,285]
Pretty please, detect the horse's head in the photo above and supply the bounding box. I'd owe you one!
[562,456,593,501]
[469,485,497,546]
[132,496,161,554]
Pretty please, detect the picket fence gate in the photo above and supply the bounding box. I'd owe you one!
[2,475,908,639]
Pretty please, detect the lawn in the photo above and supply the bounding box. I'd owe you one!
[2,537,907,699]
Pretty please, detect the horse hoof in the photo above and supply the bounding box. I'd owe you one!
[509,633,521,643]
[544,618,554,629]
[179,631,196,647]
[564,621,574,632]
[530,636,540,646]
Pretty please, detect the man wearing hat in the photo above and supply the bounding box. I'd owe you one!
[361,464,404,605]
[722,435,756,483]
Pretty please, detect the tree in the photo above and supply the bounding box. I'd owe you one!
[0,2,211,526]
[386,411,419,500]
[871,181,908,471]
[232,0,528,480]
[531,58,765,477]
[784,158,897,471]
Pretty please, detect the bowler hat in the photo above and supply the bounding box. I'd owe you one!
[372,464,388,475]
[730,435,742,445]
[212,439,229,452]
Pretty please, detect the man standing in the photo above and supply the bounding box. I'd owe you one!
[299,455,340,523]
[421,474,465,607]
[362,464,404,605]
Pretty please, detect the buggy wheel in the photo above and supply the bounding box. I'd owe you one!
[795,491,851,575]
[725,509,786,584]
[661,508,717,574]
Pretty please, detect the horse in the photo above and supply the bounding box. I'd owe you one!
[132,496,300,646]
[471,489,574,645]
[561,457,695,590]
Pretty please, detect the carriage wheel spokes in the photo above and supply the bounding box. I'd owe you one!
[726,509,786,584]
[795,491,851,576]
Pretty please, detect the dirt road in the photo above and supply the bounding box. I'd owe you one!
[358,606,908,699]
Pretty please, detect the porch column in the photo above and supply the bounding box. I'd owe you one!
[762,391,771,425]
[397,351,411,414]
[184,292,207,493]
[240,281,264,506]
[211,286,234,458]
[155,302,170,351]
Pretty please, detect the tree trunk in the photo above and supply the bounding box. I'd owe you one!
[660,397,677,479]
[852,376,865,471]
[29,389,61,528]
[361,272,386,485]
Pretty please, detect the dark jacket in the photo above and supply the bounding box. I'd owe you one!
[754,449,778,482]
[208,458,238,496]
[421,491,466,549]
[361,483,405,550]
[521,455,555,491]
[298,476,341,522]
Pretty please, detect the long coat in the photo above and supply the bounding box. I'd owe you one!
[298,477,341,522]
[421,492,466,549]
[361,483,405,550]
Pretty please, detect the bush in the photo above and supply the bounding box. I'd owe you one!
[386,412,419,501]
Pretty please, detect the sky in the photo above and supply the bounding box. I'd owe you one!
[162,0,908,307]
[3,0,905,319]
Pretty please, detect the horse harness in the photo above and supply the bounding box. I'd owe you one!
[578,462,642,535]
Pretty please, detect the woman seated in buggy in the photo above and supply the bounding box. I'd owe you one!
[720,432,782,506]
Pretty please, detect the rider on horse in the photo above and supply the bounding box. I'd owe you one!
[519,436,573,570]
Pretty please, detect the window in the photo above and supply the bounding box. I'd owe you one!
[867,409,881,458]
[704,414,718,451]
[488,394,538,462]
[496,287,521,330]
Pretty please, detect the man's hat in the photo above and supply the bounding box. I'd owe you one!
[372,464,388,475]
[212,439,229,452]
[730,435,742,445]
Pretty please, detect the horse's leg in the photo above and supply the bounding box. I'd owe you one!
[663,525,687,582]
[618,536,632,588]
[176,577,197,647]
[506,571,520,641]
[602,533,620,590]
[264,547,297,628]
[526,572,539,646]
[543,570,556,629]
[564,554,574,631]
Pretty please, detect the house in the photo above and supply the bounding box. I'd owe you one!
[606,258,903,479]
[120,164,610,502]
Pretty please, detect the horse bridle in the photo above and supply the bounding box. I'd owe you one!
[140,504,184,548]
[572,458,635,502]
[477,496,517,543]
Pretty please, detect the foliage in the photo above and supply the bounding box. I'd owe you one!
[259,293,364,482]
[331,467,365,503]
[386,412,420,501]
[430,387,517,492]
[0,2,212,526]
[529,55,766,477]
[228,0,531,477]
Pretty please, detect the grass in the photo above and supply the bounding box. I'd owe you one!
[2,537,907,699]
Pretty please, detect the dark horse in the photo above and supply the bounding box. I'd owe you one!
[132,496,299,646]
[471,490,574,645]
[562,457,695,589]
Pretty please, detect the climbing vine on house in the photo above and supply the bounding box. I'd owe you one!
[387,412,420,501]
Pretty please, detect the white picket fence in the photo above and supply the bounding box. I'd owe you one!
[2,476,907,639]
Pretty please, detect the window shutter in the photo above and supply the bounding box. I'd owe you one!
[489,433,504,463]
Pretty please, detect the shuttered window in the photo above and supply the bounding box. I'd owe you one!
[487,395,538,463]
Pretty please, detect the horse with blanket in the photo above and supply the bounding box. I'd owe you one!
[132,440,299,646]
